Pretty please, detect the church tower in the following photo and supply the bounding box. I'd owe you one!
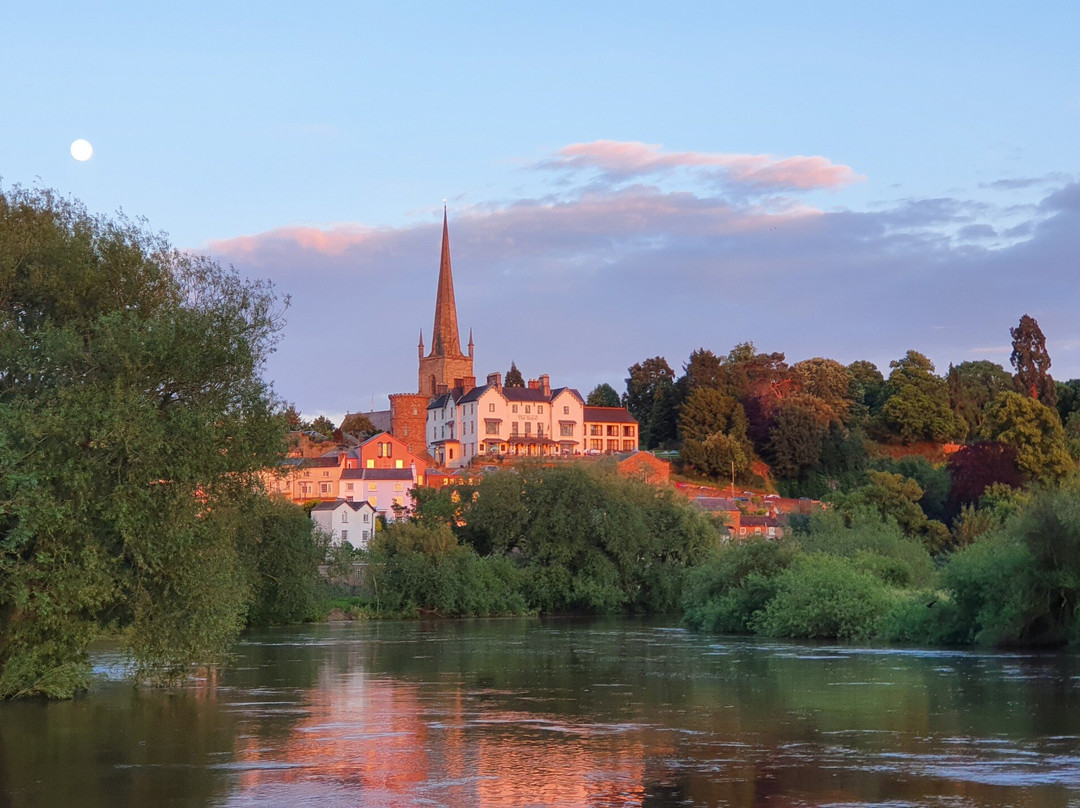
[417,209,475,396]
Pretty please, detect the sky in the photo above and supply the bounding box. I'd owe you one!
[4,2,1079,422]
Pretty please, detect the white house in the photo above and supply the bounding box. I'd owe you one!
[429,372,594,468]
[310,499,377,549]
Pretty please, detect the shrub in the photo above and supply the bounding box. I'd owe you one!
[752,553,895,641]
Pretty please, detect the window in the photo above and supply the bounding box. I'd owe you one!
[525,405,531,414]
[560,423,574,437]
[537,424,544,436]
[342,511,348,523]
[320,482,332,494]
[346,483,354,491]
[368,496,377,506]
[386,442,392,458]
[525,422,532,435]
[363,512,370,522]
[341,530,348,543]
[589,439,602,450]
[607,439,618,451]
[485,419,500,435]
[368,482,377,491]
[377,443,384,457]
[403,425,409,436]
[511,423,519,436]
[564,406,569,415]
[394,482,403,491]
[623,440,634,451]
[395,459,403,469]
[512,405,518,413]
[366,459,375,468]
[322,471,330,477]
[590,425,601,436]
[489,403,495,412]
[394,496,404,507]
[538,406,543,414]
[607,425,617,436]
[623,425,634,436]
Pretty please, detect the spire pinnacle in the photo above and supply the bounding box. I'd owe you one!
[430,208,462,357]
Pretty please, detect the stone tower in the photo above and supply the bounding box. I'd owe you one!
[417,209,475,397]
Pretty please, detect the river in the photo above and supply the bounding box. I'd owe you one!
[2,617,1080,806]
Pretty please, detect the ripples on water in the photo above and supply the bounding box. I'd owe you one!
[2,619,1080,807]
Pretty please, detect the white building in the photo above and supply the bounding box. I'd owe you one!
[428,372,597,468]
[310,499,377,549]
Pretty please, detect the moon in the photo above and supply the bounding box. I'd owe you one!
[70,139,93,162]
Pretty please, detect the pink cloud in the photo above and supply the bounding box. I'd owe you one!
[543,140,865,190]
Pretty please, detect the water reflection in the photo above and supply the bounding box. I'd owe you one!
[2,618,1080,807]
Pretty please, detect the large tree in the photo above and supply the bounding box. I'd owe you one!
[979,391,1073,481]
[879,351,962,444]
[586,383,621,407]
[677,348,726,398]
[946,360,1013,441]
[1010,314,1057,407]
[678,388,755,479]
[504,361,524,388]
[0,188,297,697]
[624,356,674,426]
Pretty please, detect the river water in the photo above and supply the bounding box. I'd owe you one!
[3,618,1080,807]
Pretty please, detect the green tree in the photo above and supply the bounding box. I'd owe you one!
[623,356,674,425]
[340,411,378,438]
[644,375,679,448]
[504,361,524,388]
[847,360,886,415]
[678,388,754,478]
[309,415,335,438]
[946,360,1013,440]
[879,350,962,444]
[0,188,293,698]
[586,383,621,407]
[979,391,1073,481]
[677,348,726,398]
[1010,314,1057,407]
[791,358,853,419]
[766,395,833,480]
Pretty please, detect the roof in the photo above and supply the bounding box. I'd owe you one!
[340,467,416,481]
[283,456,340,469]
[310,498,375,512]
[427,391,457,410]
[583,406,638,424]
[692,496,740,512]
[502,386,550,403]
[458,384,490,404]
[549,387,585,403]
[365,410,392,434]
[742,515,781,527]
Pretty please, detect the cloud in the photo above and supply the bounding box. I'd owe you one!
[537,140,865,191]
[203,149,1080,415]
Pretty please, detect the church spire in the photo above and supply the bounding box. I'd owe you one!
[430,207,462,357]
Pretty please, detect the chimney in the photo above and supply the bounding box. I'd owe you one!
[527,379,539,390]
[337,450,347,466]
[463,375,476,393]
[539,374,550,397]
[487,372,502,390]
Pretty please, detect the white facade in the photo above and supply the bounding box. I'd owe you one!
[428,374,590,468]
[311,499,377,550]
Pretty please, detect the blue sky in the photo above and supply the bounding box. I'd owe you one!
[4,2,1079,419]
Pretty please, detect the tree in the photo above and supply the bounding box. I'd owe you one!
[847,360,886,415]
[0,188,294,698]
[791,358,853,418]
[309,415,335,438]
[504,361,524,387]
[947,360,1013,441]
[1010,314,1057,407]
[947,442,1022,510]
[678,388,754,478]
[644,375,680,448]
[979,391,1073,481]
[677,348,725,398]
[586,383,621,407]
[623,356,674,426]
[766,395,832,480]
[879,351,962,444]
[340,411,378,438]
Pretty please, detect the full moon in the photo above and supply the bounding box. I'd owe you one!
[70,139,93,162]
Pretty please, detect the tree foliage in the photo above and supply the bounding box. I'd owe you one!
[880,350,961,444]
[678,388,754,479]
[1010,314,1057,407]
[586,382,621,407]
[979,391,1073,481]
[504,361,524,388]
[0,188,306,697]
[947,360,1013,441]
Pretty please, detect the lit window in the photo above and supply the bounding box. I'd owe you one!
[394,482,403,491]
[368,482,377,491]
[366,459,375,468]
[395,459,403,469]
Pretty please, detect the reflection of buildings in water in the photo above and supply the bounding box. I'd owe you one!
[230,675,659,805]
